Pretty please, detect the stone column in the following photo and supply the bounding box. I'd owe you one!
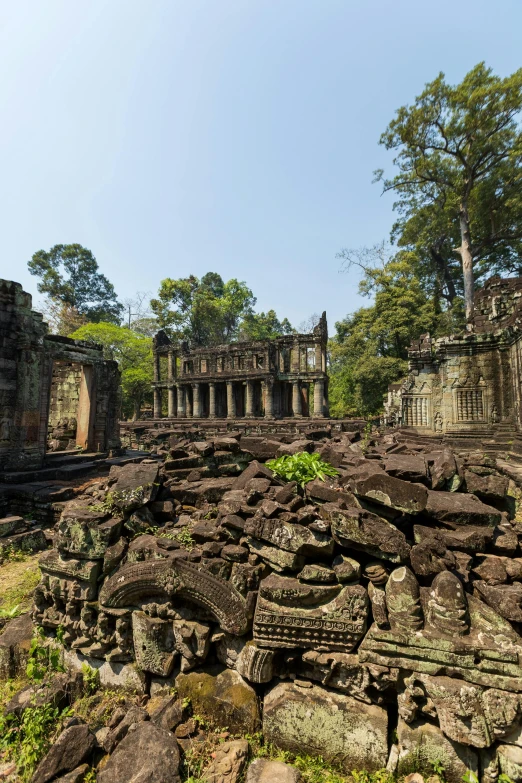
[292,381,302,417]
[186,387,193,418]
[264,380,274,419]
[153,388,162,419]
[167,351,176,380]
[314,379,325,417]
[153,353,161,383]
[168,387,176,418]
[245,380,254,418]
[176,384,186,418]
[209,382,217,418]
[227,381,236,419]
[192,383,201,418]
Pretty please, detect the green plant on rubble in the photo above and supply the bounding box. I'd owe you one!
[266,452,338,488]
[0,544,28,564]
[0,702,72,782]
[26,626,64,681]
[82,663,100,695]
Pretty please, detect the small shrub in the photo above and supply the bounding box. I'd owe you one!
[0,703,72,782]
[26,626,64,681]
[89,485,147,514]
[266,452,338,488]
[82,663,100,695]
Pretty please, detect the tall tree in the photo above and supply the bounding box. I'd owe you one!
[150,273,256,346]
[330,249,442,416]
[28,244,123,324]
[238,309,294,341]
[70,322,153,420]
[377,63,522,320]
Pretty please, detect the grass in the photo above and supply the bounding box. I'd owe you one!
[0,553,41,620]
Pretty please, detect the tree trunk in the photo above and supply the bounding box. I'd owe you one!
[459,199,474,324]
[133,397,141,421]
[430,247,457,303]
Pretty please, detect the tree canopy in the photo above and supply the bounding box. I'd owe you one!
[238,309,294,341]
[329,248,449,417]
[150,272,257,346]
[28,244,123,324]
[69,322,153,420]
[377,63,522,320]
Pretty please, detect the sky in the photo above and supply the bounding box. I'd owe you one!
[1,0,521,332]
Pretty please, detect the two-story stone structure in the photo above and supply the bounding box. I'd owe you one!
[0,279,121,473]
[400,276,522,436]
[151,313,329,420]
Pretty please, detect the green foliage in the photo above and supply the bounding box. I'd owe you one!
[267,452,338,488]
[151,272,257,346]
[28,243,123,324]
[0,545,28,564]
[462,771,479,783]
[331,248,440,417]
[351,771,395,783]
[70,322,153,420]
[82,663,100,695]
[377,63,522,316]
[0,703,72,782]
[26,626,64,682]
[238,309,295,340]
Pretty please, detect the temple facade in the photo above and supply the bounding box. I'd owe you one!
[0,279,121,472]
[400,276,522,435]
[151,313,329,420]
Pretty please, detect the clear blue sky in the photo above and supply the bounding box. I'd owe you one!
[1,0,521,331]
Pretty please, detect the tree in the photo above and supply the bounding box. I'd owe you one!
[238,309,294,341]
[121,291,158,336]
[330,248,441,417]
[69,322,153,420]
[28,244,123,324]
[37,298,89,337]
[377,63,522,321]
[150,273,256,346]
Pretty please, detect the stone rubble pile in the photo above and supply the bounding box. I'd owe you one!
[20,426,522,781]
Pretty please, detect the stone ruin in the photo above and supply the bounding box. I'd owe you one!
[21,420,522,782]
[395,276,522,437]
[0,279,121,474]
[151,312,329,420]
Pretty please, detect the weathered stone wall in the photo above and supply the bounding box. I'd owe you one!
[400,277,522,434]
[0,279,122,473]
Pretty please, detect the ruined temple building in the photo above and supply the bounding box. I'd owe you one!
[395,276,522,437]
[0,279,121,474]
[151,312,329,420]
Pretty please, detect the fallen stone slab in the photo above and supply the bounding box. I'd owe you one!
[424,490,502,527]
[382,454,429,484]
[245,758,302,783]
[108,461,160,510]
[202,738,249,783]
[263,681,388,773]
[428,450,462,491]
[31,724,96,783]
[349,472,428,514]
[321,503,410,563]
[0,613,33,679]
[175,667,260,734]
[464,469,509,501]
[474,581,522,622]
[397,717,478,783]
[97,721,180,783]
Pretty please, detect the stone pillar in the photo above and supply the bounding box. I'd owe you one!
[167,351,176,380]
[227,381,236,419]
[264,380,274,419]
[168,387,176,418]
[176,384,186,418]
[292,381,302,418]
[314,379,325,418]
[186,387,193,418]
[209,382,217,418]
[192,383,201,418]
[153,388,162,419]
[153,353,161,383]
[245,380,254,418]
